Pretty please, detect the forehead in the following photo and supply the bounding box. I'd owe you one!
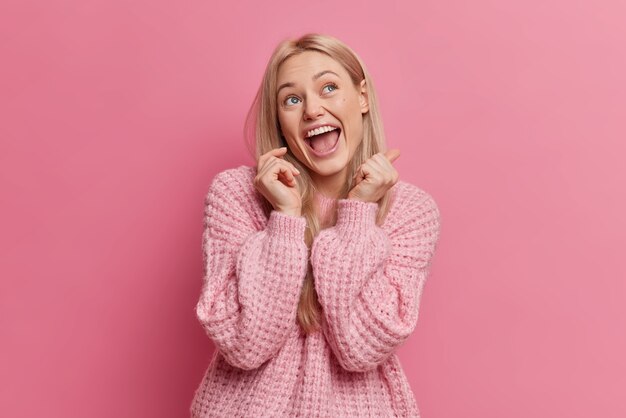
[277,51,348,84]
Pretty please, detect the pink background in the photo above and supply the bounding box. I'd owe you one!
[1,1,625,417]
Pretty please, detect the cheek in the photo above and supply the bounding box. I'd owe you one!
[278,112,298,133]
[335,93,360,114]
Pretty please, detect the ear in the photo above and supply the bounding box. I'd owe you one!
[359,79,369,115]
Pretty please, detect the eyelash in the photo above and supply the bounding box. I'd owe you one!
[283,83,338,107]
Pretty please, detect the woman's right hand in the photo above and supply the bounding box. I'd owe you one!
[254,147,303,217]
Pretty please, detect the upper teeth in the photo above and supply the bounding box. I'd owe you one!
[306,125,337,138]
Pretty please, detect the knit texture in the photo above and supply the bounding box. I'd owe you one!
[190,165,441,418]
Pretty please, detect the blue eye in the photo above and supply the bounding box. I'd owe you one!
[284,96,301,106]
[323,83,337,94]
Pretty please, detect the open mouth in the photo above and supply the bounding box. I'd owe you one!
[304,126,341,156]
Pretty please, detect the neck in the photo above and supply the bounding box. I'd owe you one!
[310,166,348,199]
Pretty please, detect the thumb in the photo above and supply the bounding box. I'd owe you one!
[384,148,401,163]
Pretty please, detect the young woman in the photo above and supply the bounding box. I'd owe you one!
[190,33,441,417]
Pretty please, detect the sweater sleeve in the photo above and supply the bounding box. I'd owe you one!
[310,188,441,372]
[194,170,309,370]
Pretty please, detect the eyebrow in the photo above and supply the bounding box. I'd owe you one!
[277,70,340,95]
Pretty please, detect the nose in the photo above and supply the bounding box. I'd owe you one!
[303,97,324,120]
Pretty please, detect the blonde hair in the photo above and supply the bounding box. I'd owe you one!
[244,33,393,334]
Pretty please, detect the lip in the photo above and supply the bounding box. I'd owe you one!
[305,129,341,157]
[302,122,341,139]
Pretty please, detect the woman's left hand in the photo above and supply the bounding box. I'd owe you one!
[348,149,401,203]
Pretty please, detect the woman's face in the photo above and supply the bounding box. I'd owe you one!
[276,51,368,192]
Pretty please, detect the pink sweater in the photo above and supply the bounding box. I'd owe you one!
[190,165,441,417]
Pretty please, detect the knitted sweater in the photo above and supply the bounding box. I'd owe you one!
[190,165,441,418]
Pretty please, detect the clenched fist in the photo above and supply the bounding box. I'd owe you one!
[348,149,400,204]
[254,147,302,217]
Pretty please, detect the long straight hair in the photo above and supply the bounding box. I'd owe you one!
[244,33,394,334]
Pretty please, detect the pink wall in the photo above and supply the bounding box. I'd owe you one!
[1,1,625,417]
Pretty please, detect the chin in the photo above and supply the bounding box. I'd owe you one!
[311,155,348,177]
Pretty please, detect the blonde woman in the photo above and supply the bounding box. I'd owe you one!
[190,33,441,417]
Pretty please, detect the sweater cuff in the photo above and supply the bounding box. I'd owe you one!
[335,198,379,231]
[267,210,307,241]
